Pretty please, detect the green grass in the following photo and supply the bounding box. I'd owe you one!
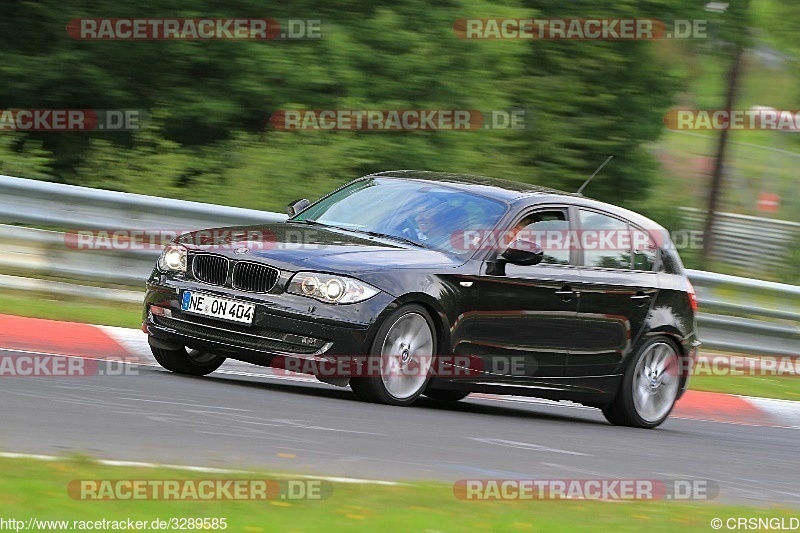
[0,290,142,329]
[689,373,800,401]
[0,456,797,532]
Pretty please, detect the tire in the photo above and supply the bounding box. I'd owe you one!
[350,304,437,406]
[151,346,226,376]
[602,337,681,429]
[424,390,470,402]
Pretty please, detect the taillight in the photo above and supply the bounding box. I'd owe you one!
[687,280,698,311]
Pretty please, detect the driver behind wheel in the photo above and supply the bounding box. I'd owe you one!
[402,204,470,249]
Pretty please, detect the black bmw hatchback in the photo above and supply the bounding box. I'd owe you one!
[143,171,700,428]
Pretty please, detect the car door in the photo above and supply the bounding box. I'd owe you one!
[461,207,582,380]
[568,208,660,377]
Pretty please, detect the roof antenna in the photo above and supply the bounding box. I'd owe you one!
[576,155,613,196]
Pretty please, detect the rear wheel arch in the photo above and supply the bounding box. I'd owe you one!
[641,327,690,369]
[642,328,686,353]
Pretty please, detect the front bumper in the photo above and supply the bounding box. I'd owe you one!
[143,278,395,367]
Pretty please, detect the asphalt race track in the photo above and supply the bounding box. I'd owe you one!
[1,351,798,507]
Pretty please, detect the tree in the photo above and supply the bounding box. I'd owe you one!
[0,0,708,213]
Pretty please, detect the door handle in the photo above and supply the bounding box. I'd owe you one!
[555,286,578,300]
[631,292,652,305]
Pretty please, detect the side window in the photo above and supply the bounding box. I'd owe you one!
[578,210,631,269]
[631,227,657,271]
[513,210,570,265]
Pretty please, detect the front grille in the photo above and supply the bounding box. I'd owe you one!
[154,315,319,354]
[232,261,278,293]
[191,254,229,285]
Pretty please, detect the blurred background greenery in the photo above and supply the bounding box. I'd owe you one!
[1,0,797,280]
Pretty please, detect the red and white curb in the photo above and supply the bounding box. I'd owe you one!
[0,314,143,362]
[1,314,798,428]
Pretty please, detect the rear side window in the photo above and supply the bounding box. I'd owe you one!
[578,210,631,269]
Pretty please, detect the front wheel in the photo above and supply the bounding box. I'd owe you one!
[350,304,437,406]
[151,345,226,376]
[602,337,681,429]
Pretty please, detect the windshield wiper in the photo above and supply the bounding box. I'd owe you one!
[358,230,428,249]
[295,220,427,248]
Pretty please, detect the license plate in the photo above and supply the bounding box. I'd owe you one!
[180,291,255,324]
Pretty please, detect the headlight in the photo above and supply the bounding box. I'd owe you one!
[157,243,187,272]
[287,272,379,304]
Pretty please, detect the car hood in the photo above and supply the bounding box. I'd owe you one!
[175,222,466,272]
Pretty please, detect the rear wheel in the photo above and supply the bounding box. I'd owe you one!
[151,346,226,376]
[350,304,436,406]
[602,337,681,429]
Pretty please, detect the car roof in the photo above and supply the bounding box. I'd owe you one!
[369,170,577,202]
[367,170,665,232]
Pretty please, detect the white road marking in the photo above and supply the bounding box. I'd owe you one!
[114,397,252,411]
[540,462,617,477]
[215,368,317,383]
[469,438,592,456]
[0,347,125,359]
[470,393,593,410]
[188,411,385,436]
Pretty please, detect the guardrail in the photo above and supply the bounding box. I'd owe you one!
[687,269,799,356]
[0,174,286,231]
[680,207,799,271]
[1,174,797,356]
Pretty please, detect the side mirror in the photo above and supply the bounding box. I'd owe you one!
[287,198,311,217]
[500,239,544,266]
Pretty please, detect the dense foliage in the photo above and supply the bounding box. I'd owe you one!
[0,0,748,214]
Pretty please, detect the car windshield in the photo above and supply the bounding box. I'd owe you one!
[291,178,508,255]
